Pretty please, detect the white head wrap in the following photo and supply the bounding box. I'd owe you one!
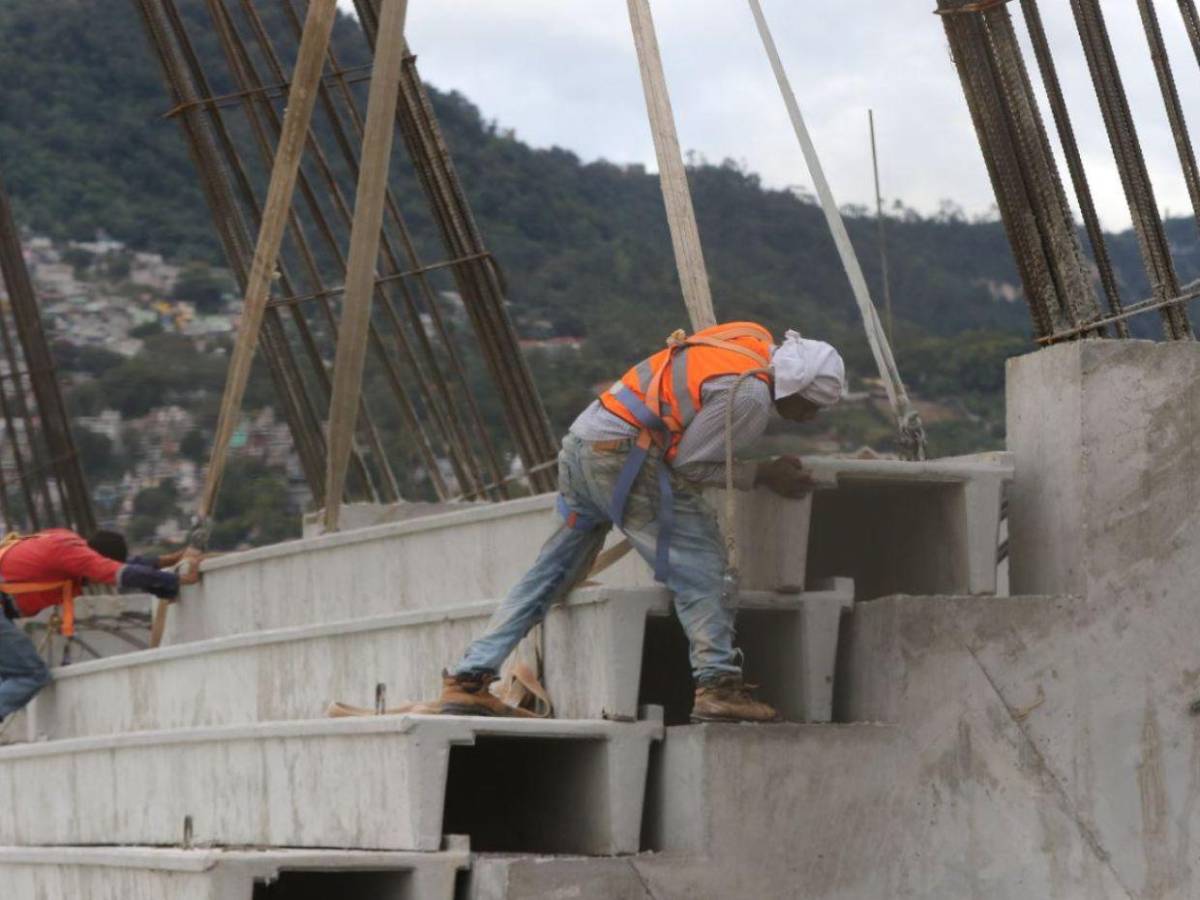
[770,330,846,407]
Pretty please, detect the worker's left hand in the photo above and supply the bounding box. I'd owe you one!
[754,455,816,498]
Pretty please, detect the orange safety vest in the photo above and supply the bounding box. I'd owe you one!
[598,321,774,461]
[0,533,78,637]
[560,322,775,583]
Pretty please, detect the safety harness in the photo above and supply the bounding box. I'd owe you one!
[558,325,772,583]
[0,533,78,637]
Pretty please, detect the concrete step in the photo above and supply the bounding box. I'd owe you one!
[0,845,469,900]
[463,854,659,899]
[172,454,1008,643]
[170,489,821,644]
[632,624,1134,900]
[29,583,852,740]
[545,581,854,724]
[804,452,1011,600]
[0,714,661,855]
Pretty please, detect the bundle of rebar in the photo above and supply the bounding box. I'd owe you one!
[937,0,1200,343]
[0,169,96,535]
[131,0,557,510]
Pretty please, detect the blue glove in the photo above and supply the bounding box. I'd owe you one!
[119,564,179,600]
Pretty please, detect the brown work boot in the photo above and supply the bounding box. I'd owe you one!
[690,675,781,724]
[437,670,536,718]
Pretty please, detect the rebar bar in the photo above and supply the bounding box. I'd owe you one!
[1020,0,1129,336]
[1069,0,1192,339]
[1136,0,1200,242]
[0,168,97,534]
[938,0,1101,341]
[134,0,558,515]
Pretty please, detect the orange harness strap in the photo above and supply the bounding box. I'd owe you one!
[0,535,77,637]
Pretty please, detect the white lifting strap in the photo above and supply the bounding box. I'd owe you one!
[747,0,926,460]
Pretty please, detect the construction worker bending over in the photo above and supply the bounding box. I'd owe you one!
[438,322,845,723]
[0,529,200,725]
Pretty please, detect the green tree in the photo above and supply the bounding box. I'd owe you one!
[180,429,208,465]
[174,262,230,314]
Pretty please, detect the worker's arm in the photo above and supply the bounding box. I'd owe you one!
[52,536,183,600]
[119,564,180,600]
[672,378,773,490]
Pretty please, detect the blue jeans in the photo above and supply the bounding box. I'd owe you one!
[0,614,50,720]
[452,433,741,682]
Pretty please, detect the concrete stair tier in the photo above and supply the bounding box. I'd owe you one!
[29,582,852,741]
[0,714,662,855]
[544,581,854,724]
[0,846,470,900]
[171,453,1009,644]
[463,854,659,899]
[804,452,1011,599]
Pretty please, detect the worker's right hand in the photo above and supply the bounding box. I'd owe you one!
[754,455,815,498]
[176,549,205,586]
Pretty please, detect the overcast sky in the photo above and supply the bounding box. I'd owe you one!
[339,1,1200,232]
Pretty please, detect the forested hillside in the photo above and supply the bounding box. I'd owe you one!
[1,0,1197,471]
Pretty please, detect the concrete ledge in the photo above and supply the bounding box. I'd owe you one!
[806,452,1011,599]
[173,455,1006,641]
[545,581,854,723]
[0,714,662,854]
[171,492,820,643]
[465,854,659,899]
[34,583,852,739]
[0,845,470,900]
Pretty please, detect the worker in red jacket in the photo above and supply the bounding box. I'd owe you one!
[0,529,199,725]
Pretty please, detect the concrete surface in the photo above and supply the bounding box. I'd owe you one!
[1001,339,1200,897]
[544,581,854,723]
[637,717,1130,899]
[805,452,1011,600]
[0,846,469,900]
[29,603,498,740]
[0,714,661,854]
[174,459,1003,643]
[303,499,487,536]
[465,855,657,899]
[33,581,851,739]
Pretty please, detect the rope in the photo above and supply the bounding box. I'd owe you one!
[747,0,926,460]
[725,368,774,583]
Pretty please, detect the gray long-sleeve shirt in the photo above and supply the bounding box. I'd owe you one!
[569,375,773,489]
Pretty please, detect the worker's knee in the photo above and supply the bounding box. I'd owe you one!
[30,661,51,689]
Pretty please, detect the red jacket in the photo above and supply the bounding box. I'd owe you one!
[0,529,121,618]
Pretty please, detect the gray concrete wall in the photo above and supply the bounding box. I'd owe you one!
[641,715,1129,899]
[1003,340,1200,897]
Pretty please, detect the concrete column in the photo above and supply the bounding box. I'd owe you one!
[1007,339,1200,597]
[1005,339,1200,895]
